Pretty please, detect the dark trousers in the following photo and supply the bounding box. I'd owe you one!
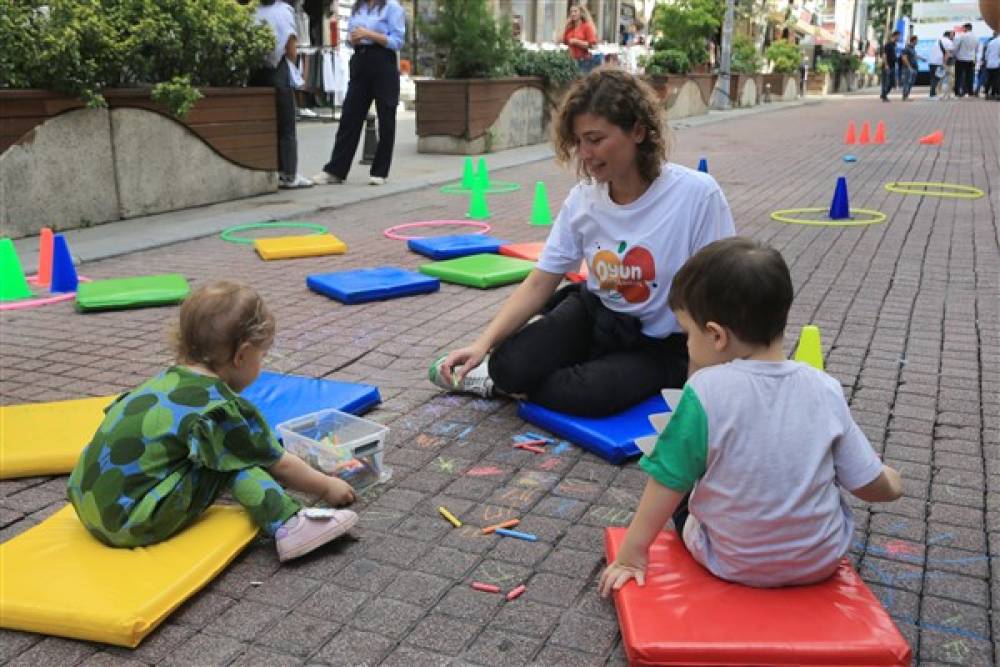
[880,65,895,98]
[323,45,399,179]
[987,68,1000,98]
[488,285,689,417]
[250,62,297,178]
[955,60,975,96]
[930,68,940,96]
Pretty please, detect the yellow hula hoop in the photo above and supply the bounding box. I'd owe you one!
[884,181,984,199]
[770,208,887,226]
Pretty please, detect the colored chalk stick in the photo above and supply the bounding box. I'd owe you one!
[506,584,526,600]
[495,528,537,541]
[471,582,501,593]
[513,438,549,447]
[513,443,545,454]
[482,519,520,535]
[438,506,462,528]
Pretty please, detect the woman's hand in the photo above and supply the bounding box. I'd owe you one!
[598,549,648,598]
[321,476,356,506]
[350,27,370,44]
[440,343,490,385]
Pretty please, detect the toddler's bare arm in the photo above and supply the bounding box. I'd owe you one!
[849,465,903,503]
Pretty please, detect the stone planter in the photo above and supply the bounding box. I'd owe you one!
[415,77,548,154]
[726,74,763,107]
[643,73,712,120]
[761,73,798,101]
[1,88,277,237]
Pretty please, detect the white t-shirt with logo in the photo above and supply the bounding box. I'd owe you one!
[640,360,884,587]
[537,164,735,338]
[256,2,298,69]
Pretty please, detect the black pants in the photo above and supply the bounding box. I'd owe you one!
[250,62,297,178]
[987,68,1000,98]
[955,60,975,96]
[323,45,399,179]
[488,284,689,417]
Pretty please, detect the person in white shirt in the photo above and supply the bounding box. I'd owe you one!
[936,31,955,100]
[599,237,903,593]
[429,69,735,416]
[252,0,313,189]
[986,32,1000,100]
[953,23,978,97]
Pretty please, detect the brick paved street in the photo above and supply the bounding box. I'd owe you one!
[1,93,998,665]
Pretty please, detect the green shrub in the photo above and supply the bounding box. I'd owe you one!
[511,47,578,89]
[0,0,272,117]
[649,0,722,68]
[642,48,691,75]
[730,35,762,74]
[423,0,516,78]
[765,41,801,74]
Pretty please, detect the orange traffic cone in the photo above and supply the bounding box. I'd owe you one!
[919,130,944,145]
[844,121,857,144]
[873,121,886,145]
[858,121,871,145]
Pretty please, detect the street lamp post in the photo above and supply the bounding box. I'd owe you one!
[710,0,736,109]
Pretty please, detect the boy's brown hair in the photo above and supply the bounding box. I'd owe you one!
[668,237,793,346]
[172,281,275,371]
[552,68,669,185]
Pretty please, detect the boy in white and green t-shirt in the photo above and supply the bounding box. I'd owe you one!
[599,237,903,593]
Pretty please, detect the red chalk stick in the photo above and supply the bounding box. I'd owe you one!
[482,518,520,534]
[471,582,501,593]
[513,443,545,454]
[506,584,526,600]
[514,438,549,447]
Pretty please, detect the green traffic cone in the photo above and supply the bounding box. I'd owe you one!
[0,238,32,302]
[794,325,824,371]
[475,157,490,191]
[460,156,475,190]
[466,183,490,220]
[529,181,553,226]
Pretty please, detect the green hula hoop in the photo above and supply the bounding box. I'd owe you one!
[220,221,328,244]
[440,181,522,195]
[770,208,887,227]
[883,181,984,199]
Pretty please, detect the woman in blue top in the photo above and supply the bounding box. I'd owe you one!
[313,0,405,186]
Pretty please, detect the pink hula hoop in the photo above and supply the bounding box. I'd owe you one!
[0,275,92,312]
[383,219,492,241]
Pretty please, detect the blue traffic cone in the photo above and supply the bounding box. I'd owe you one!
[697,158,708,173]
[828,176,850,220]
[50,234,78,293]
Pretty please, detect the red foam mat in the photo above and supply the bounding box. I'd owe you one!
[498,242,589,283]
[605,528,911,666]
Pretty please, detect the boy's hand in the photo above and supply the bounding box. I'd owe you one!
[321,477,356,506]
[598,553,647,598]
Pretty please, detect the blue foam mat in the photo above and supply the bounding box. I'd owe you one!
[307,267,440,304]
[517,394,669,464]
[407,234,510,260]
[244,371,381,429]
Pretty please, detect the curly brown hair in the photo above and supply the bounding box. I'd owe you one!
[552,68,669,185]
[171,281,275,372]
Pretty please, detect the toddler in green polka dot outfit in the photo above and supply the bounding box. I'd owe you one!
[67,281,357,561]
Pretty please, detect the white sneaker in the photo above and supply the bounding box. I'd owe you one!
[312,171,344,185]
[428,355,494,398]
[279,174,314,189]
[275,508,358,562]
[368,176,386,186]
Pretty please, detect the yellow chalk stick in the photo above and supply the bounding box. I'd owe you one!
[438,506,462,528]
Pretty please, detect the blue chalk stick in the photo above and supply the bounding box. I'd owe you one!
[495,528,538,542]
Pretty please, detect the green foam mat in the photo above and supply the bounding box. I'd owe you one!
[75,274,190,312]
[418,253,534,289]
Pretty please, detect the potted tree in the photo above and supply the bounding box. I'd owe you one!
[415,0,556,154]
[763,40,802,100]
[728,35,763,106]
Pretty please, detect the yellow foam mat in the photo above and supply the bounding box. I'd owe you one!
[254,234,348,260]
[0,395,116,479]
[0,504,258,647]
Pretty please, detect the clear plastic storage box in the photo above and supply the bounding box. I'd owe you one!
[276,409,391,491]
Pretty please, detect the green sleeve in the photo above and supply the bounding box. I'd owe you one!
[186,399,285,472]
[639,384,709,492]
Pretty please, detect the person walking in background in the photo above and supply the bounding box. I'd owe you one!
[985,31,1000,100]
[937,30,956,100]
[974,34,989,96]
[313,0,405,186]
[562,4,598,74]
[251,0,313,189]
[900,35,920,101]
[953,23,978,97]
[880,30,899,102]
